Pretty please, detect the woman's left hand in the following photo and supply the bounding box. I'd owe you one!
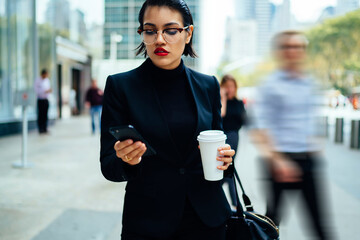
[217,144,235,170]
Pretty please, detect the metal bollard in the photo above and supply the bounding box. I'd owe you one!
[12,93,34,168]
[335,118,344,143]
[350,120,360,149]
[316,116,328,138]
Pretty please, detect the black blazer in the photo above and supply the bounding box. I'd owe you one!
[100,58,231,238]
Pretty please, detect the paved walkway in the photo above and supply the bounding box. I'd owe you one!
[236,130,360,240]
[0,115,359,240]
[0,116,124,240]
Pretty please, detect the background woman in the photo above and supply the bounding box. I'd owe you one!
[220,74,247,209]
[100,1,235,239]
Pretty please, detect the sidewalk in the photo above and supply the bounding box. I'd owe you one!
[236,130,360,240]
[0,116,359,240]
[0,116,125,240]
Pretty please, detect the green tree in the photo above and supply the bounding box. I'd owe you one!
[306,9,360,93]
[38,23,56,74]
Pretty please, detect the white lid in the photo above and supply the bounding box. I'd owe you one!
[199,130,224,136]
[197,130,227,142]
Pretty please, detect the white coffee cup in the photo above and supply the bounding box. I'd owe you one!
[197,130,227,181]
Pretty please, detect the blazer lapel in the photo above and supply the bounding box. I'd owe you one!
[183,67,214,161]
[185,67,213,136]
[185,68,200,140]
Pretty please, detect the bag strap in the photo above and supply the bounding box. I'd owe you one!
[234,169,254,212]
[232,168,254,218]
[233,171,245,217]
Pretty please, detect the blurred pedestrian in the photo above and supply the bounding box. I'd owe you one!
[352,95,359,110]
[69,88,78,115]
[100,1,235,239]
[34,69,52,134]
[252,31,335,239]
[85,79,103,134]
[220,74,247,209]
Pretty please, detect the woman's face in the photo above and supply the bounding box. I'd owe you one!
[142,6,193,70]
[224,80,237,100]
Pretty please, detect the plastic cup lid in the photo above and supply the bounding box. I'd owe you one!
[199,130,224,136]
[197,130,226,142]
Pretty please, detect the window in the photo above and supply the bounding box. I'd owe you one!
[0,0,7,118]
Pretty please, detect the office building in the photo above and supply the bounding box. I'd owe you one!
[235,0,255,20]
[88,23,104,60]
[271,0,293,34]
[0,0,92,136]
[233,0,272,57]
[0,0,40,135]
[70,9,87,44]
[45,0,70,32]
[224,19,257,62]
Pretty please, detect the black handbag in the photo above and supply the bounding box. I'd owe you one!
[226,169,279,240]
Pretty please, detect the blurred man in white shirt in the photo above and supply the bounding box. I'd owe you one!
[253,31,335,240]
[34,69,52,134]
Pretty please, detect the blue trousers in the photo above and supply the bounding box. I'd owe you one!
[90,105,102,133]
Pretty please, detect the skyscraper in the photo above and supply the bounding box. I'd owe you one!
[232,0,272,57]
[70,9,87,44]
[236,0,255,20]
[45,0,70,32]
[271,0,293,34]
[224,18,257,63]
[103,0,200,68]
[255,0,271,56]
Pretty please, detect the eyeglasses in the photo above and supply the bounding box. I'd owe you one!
[137,26,189,45]
[279,44,306,50]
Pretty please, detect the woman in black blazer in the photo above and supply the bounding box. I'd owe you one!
[100,1,235,239]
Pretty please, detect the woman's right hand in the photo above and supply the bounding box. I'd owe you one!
[220,87,227,100]
[114,139,147,165]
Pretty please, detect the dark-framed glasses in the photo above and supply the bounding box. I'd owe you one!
[137,26,189,45]
[279,44,306,50]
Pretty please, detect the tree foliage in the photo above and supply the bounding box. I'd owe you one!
[38,23,56,74]
[306,9,360,93]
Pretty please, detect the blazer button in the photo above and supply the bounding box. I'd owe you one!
[179,168,185,175]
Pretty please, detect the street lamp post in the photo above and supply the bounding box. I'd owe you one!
[110,32,123,60]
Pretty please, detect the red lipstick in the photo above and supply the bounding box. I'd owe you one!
[154,48,169,56]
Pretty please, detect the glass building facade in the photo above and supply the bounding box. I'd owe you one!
[0,0,57,135]
[104,0,200,69]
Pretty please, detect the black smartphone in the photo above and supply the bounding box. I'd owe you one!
[109,125,156,156]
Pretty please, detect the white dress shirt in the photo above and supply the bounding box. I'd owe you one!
[34,77,51,99]
[255,70,319,153]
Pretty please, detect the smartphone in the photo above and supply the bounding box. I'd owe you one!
[109,125,156,156]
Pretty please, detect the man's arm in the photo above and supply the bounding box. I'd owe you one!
[250,129,302,183]
[251,82,302,183]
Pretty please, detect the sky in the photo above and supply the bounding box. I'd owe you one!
[37,0,339,26]
[273,0,337,22]
[37,0,104,25]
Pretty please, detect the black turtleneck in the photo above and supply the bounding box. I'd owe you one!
[146,59,197,158]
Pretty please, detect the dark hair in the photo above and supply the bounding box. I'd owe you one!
[41,69,48,75]
[221,74,237,88]
[221,74,238,97]
[136,0,197,58]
